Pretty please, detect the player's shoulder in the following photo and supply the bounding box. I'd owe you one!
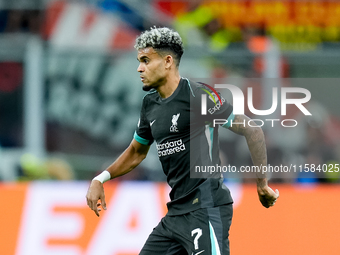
[182,78,213,97]
[181,78,200,96]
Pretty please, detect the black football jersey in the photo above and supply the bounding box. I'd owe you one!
[134,78,235,215]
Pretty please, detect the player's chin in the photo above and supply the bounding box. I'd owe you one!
[142,84,153,91]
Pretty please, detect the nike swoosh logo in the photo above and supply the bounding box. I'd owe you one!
[150,120,156,126]
[192,250,205,255]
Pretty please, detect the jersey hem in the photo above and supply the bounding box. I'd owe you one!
[222,112,235,129]
[134,131,152,145]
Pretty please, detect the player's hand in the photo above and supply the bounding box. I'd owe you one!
[257,185,279,208]
[86,180,107,217]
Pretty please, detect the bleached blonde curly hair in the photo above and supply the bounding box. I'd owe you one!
[134,27,184,67]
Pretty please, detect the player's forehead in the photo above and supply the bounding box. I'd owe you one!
[137,47,160,60]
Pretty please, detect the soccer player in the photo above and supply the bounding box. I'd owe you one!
[86,27,279,255]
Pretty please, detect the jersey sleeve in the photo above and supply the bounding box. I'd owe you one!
[134,98,154,145]
[192,82,235,128]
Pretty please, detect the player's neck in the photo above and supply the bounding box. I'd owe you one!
[157,71,181,99]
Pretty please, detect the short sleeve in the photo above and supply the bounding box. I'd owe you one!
[192,82,234,126]
[134,98,154,145]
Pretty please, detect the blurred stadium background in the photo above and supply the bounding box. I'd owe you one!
[0,0,340,254]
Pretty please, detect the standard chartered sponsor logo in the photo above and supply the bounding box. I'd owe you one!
[156,139,186,157]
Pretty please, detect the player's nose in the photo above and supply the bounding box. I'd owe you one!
[137,63,144,73]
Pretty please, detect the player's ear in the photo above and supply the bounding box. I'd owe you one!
[164,55,174,69]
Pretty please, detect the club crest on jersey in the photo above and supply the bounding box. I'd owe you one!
[170,113,180,132]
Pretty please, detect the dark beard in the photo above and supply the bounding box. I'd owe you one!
[142,85,153,91]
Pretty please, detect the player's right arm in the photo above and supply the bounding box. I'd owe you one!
[86,138,150,216]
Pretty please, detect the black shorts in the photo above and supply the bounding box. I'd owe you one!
[139,204,233,255]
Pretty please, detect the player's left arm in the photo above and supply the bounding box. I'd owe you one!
[227,114,279,208]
